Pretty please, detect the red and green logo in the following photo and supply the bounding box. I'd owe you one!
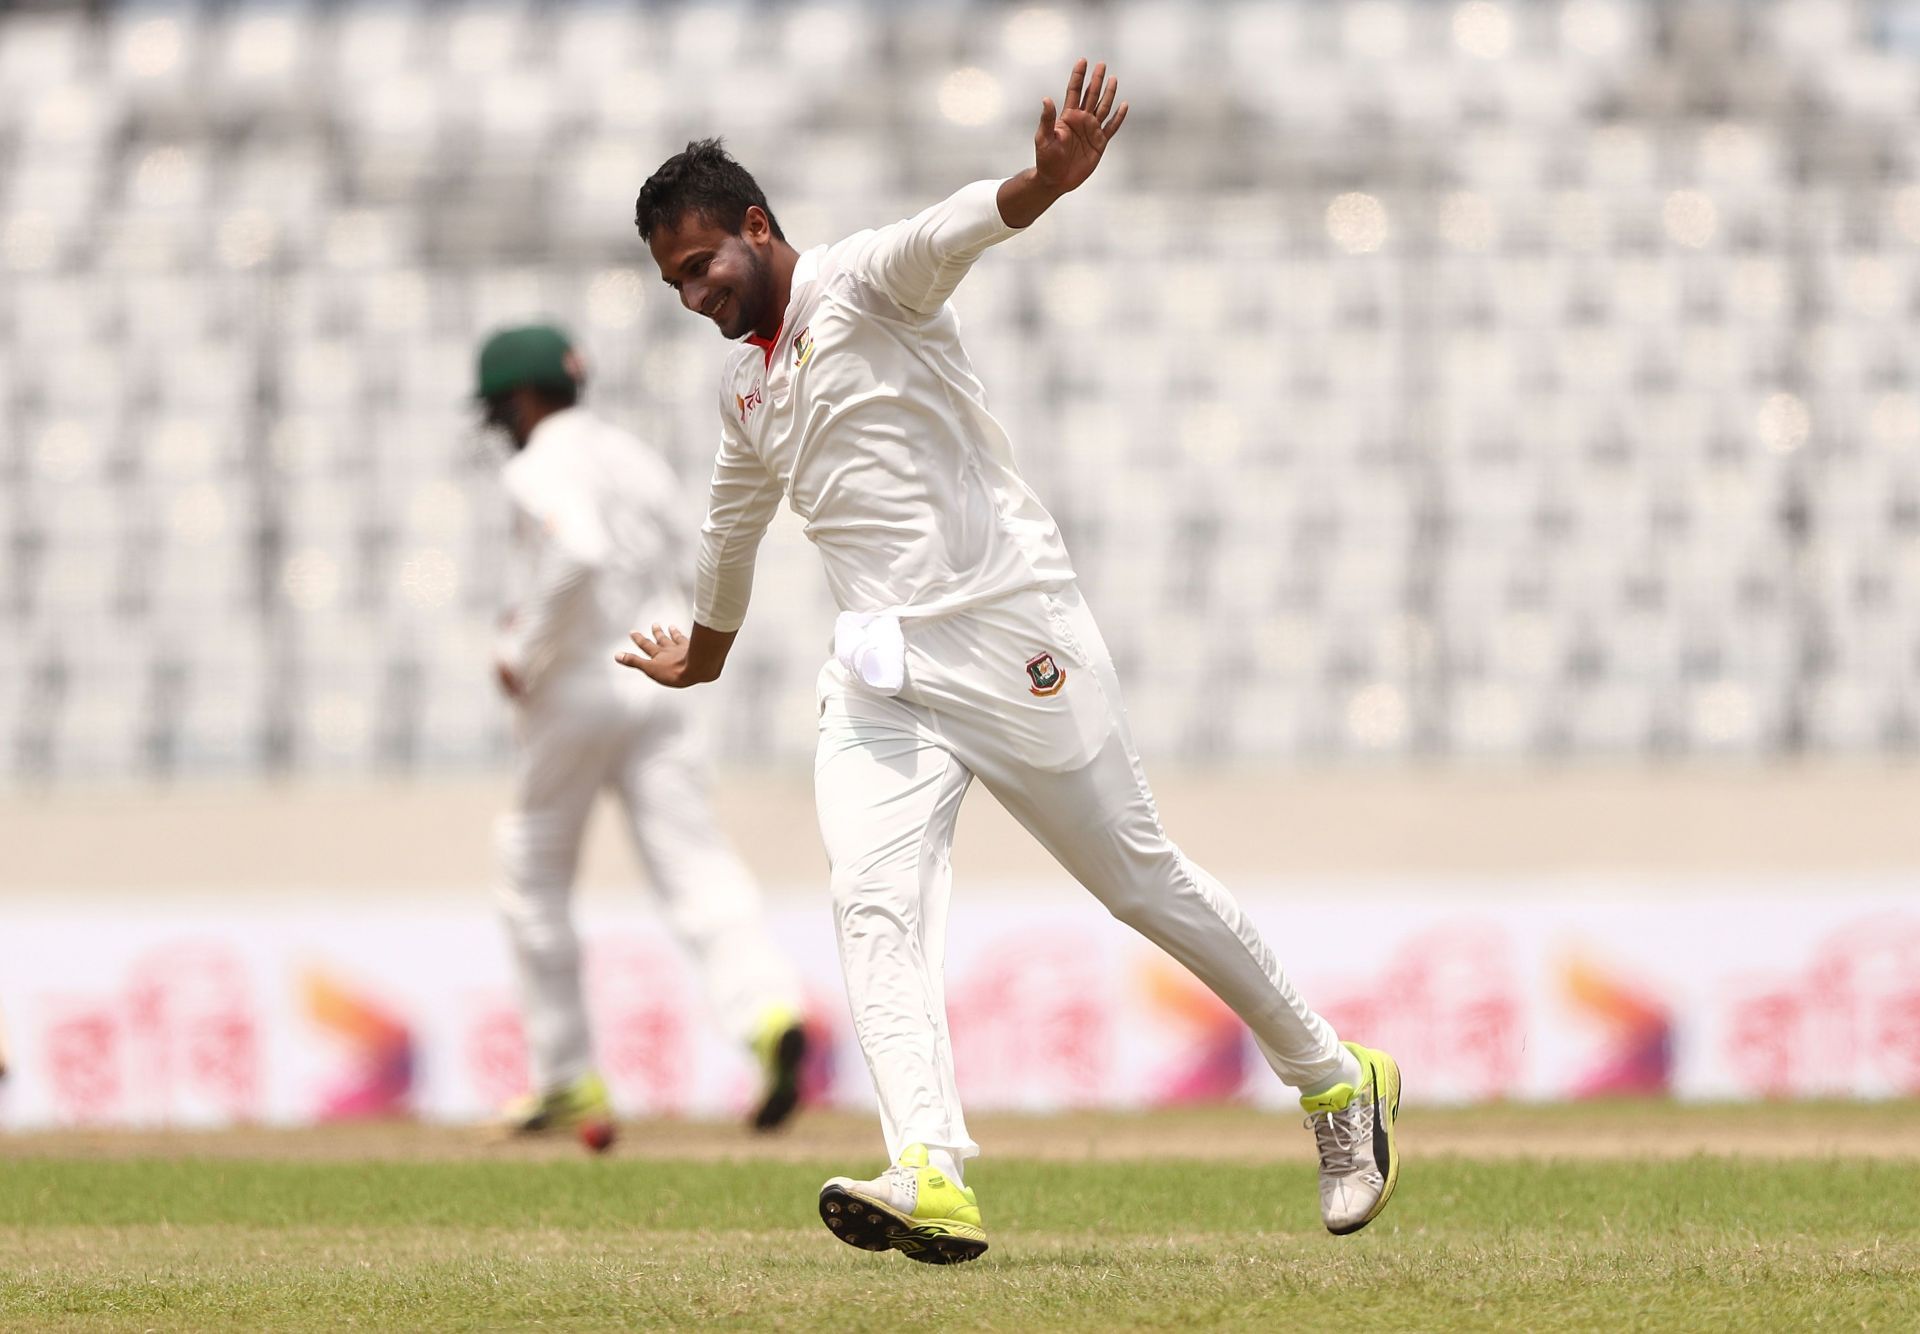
[1026,651,1066,696]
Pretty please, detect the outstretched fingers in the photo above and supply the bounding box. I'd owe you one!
[627,624,686,652]
[1083,62,1108,118]
[1060,60,1125,140]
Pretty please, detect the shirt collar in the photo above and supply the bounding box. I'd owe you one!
[744,320,784,371]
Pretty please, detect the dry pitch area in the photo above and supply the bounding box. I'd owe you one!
[4,1102,1917,1332]
[10,1100,1920,1164]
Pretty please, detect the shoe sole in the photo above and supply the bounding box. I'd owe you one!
[751,1025,809,1133]
[817,1184,988,1265]
[1328,1045,1402,1237]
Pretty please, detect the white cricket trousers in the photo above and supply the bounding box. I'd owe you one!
[496,673,801,1093]
[814,583,1347,1167]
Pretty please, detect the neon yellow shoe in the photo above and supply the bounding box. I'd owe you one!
[748,1004,809,1133]
[499,1071,616,1151]
[1301,1041,1402,1235]
[818,1144,988,1265]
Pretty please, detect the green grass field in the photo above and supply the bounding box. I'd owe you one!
[4,1107,1917,1332]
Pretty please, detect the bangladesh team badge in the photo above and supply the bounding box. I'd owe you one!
[1026,651,1066,696]
[793,325,815,367]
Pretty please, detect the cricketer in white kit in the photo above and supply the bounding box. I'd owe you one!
[477,325,810,1146]
[621,63,1401,1258]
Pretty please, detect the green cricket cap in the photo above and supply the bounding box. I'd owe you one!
[474,325,584,399]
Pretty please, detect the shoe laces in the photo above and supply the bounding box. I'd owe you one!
[1304,1098,1372,1176]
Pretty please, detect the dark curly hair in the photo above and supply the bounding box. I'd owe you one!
[634,138,785,243]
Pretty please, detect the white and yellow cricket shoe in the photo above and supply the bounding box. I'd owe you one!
[818,1144,988,1265]
[1301,1041,1402,1235]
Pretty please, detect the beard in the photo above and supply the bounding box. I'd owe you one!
[719,245,773,340]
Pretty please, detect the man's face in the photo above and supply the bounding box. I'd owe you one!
[648,208,776,341]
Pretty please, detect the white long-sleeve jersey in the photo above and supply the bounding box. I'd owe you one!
[497,407,694,695]
[693,179,1077,633]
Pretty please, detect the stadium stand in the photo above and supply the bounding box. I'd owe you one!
[2,0,1918,779]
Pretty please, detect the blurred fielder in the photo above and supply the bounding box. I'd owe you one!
[477,326,809,1145]
[620,62,1400,1259]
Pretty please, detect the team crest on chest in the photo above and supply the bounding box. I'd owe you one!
[1025,651,1066,696]
[793,325,815,367]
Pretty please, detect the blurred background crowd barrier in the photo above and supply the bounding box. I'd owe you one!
[7,0,1920,780]
[5,1,1920,1126]
[7,890,1917,1126]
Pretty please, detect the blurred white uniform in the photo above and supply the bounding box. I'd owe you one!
[695,182,1354,1172]
[495,406,801,1094]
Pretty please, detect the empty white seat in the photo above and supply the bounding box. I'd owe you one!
[0,12,89,97]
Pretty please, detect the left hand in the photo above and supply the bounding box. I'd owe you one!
[616,623,697,688]
[1032,59,1129,195]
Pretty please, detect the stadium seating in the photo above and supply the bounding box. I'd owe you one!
[2,0,1918,778]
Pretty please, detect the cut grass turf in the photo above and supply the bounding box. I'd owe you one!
[3,1155,1917,1331]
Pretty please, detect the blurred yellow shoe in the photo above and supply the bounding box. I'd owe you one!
[499,1071,615,1152]
[749,1004,809,1133]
